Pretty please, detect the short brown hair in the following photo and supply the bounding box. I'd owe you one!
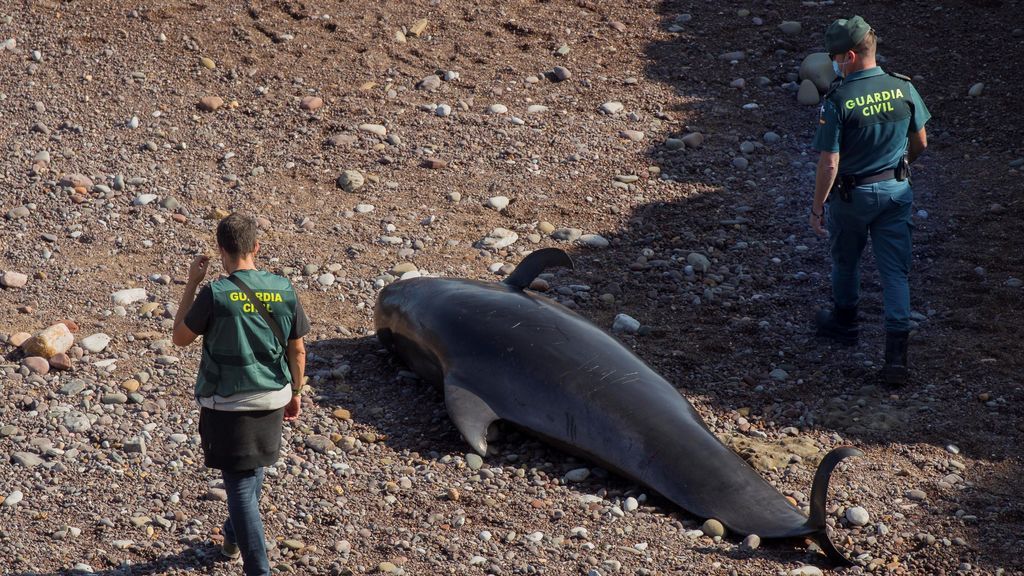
[216,212,258,256]
[852,29,877,58]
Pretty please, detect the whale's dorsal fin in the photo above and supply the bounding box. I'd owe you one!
[444,376,500,455]
[503,248,574,290]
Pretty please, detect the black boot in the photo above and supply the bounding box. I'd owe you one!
[880,331,910,386]
[815,306,859,345]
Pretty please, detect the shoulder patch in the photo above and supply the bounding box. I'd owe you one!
[887,71,912,82]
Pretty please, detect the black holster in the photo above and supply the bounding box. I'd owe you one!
[831,176,855,202]
[894,154,911,183]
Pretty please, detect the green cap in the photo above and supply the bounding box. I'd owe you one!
[825,15,871,55]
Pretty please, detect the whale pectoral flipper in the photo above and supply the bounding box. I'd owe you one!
[443,377,499,456]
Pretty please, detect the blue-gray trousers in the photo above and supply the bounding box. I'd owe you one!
[827,179,913,332]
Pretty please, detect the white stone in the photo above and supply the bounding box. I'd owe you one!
[481,228,518,250]
[3,491,24,507]
[564,468,590,483]
[846,506,870,526]
[600,101,624,114]
[624,497,639,512]
[358,123,387,137]
[611,313,641,334]
[790,567,823,576]
[527,104,549,114]
[112,288,148,306]
[133,194,158,206]
[485,196,509,211]
[579,234,609,249]
[487,104,508,114]
[80,333,111,354]
[968,82,984,97]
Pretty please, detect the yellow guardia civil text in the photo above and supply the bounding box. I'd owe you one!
[228,290,283,313]
[844,88,904,117]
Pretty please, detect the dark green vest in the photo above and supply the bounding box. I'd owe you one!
[826,69,915,176]
[195,270,297,398]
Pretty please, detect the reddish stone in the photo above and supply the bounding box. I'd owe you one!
[22,356,50,375]
[48,353,73,371]
[198,96,224,112]
[59,173,94,189]
[300,96,324,111]
[422,158,448,170]
[0,271,29,288]
[58,319,80,333]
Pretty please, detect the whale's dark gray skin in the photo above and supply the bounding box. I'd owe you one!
[374,248,861,564]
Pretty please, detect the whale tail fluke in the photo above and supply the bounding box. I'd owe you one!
[504,248,574,290]
[806,445,863,565]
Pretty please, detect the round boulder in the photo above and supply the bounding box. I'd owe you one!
[799,52,836,92]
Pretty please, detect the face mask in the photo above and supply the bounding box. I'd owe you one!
[832,58,847,78]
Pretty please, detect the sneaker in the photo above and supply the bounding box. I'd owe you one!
[220,540,240,560]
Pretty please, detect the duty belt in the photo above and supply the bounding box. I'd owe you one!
[847,168,895,186]
[835,168,897,202]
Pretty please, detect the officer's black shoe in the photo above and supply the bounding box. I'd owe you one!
[880,330,910,387]
[815,306,859,345]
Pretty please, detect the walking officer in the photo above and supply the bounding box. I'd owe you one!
[808,15,930,386]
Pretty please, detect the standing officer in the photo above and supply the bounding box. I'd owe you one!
[808,16,930,386]
[172,212,310,575]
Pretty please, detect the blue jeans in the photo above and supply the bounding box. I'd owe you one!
[827,179,913,332]
[222,468,271,576]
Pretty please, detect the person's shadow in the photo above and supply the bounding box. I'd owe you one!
[3,542,223,575]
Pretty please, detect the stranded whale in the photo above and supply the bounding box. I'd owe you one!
[374,248,861,563]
